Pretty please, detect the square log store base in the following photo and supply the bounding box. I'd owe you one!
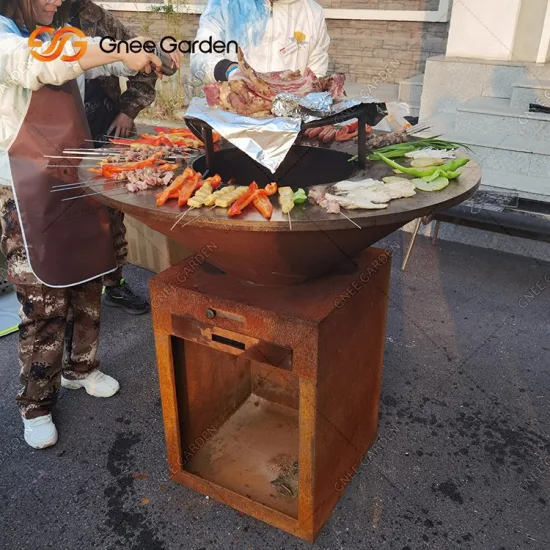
[150,248,391,543]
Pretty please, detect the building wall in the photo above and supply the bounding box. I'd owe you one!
[112,8,449,85]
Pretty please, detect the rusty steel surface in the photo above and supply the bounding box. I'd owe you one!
[150,247,392,542]
[80,141,480,284]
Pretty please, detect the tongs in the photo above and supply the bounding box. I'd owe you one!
[529,103,550,115]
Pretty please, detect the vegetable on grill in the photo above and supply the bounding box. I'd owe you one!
[293,188,307,204]
[377,154,470,179]
[349,135,471,163]
[278,187,295,214]
[156,168,195,206]
[228,182,278,217]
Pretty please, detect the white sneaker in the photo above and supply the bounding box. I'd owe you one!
[61,370,120,397]
[23,414,58,449]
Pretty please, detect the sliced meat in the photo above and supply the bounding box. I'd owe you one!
[204,49,347,117]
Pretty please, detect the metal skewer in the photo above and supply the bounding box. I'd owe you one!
[45,156,111,161]
[51,181,125,192]
[52,178,119,189]
[170,208,194,230]
[339,211,362,229]
[61,188,129,201]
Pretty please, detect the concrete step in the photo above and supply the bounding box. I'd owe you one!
[442,131,550,182]
[477,169,550,202]
[511,78,550,108]
[455,97,550,141]
[398,74,424,104]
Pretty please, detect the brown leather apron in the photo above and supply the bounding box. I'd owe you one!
[8,81,116,287]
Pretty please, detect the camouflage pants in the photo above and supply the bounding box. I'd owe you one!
[16,281,102,418]
[0,187,102,419]
[102,207,128,288]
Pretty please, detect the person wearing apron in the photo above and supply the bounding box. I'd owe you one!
[0,0,173,449]
[69,0,158,315]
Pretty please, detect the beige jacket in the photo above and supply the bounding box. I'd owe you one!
[0,23,135,187]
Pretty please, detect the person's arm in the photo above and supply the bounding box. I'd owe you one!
[0,27,163,92]
[191,1,235,83]
[307,9,330,77]
[86,6,158,120]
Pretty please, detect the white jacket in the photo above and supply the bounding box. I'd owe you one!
[0,16,136,187]
[190,0,330,83]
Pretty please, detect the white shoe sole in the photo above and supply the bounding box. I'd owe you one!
[24,430,58,450]
[61,377,120,398]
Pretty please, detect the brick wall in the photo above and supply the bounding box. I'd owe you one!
[319,0,440,9]
[112,9,449,86]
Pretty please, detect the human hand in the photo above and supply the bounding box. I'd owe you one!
[107,113,135,139]
[158,48,182,76]
[119,37,163,78]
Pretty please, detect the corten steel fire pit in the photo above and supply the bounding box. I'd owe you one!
[82,142,481,542]
[85,142,481,286]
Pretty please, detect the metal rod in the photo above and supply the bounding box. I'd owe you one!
[358,113,367,168]
[51,181,124,192]
[202,126,215,173]
[62,150,123,155]
[401,218,422,271]
[288,212,292,231]
[46,164,85,168]
[431,220,441,245]
[45,155,110,160]
[339,211,361,229]
[170,208,194,230]
[61,188,128,201]
[52,176,118,188]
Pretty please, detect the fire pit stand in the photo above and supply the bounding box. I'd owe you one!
[150,247,391,542]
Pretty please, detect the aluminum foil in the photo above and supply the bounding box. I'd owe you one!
[272,92,361,122]
[185,97,301,173]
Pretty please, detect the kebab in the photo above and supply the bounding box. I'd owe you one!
[187,175,223,208]
[203,186,235,206]
[228,182,278,220]
[213,186,249,208]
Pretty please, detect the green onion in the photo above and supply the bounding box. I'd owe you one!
[348,136,472,163]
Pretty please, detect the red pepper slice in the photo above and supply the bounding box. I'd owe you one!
[228,182,277,217]
[177,171,203,207]
[156,168,195,207]
[157,163,179,173]
[252,194,273,219]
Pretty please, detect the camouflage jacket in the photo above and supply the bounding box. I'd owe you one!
[69,0,156,119]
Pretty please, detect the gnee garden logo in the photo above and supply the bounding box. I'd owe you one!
[28,27,88,62]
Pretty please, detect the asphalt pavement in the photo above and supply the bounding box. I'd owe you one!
[0,234,549,550]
